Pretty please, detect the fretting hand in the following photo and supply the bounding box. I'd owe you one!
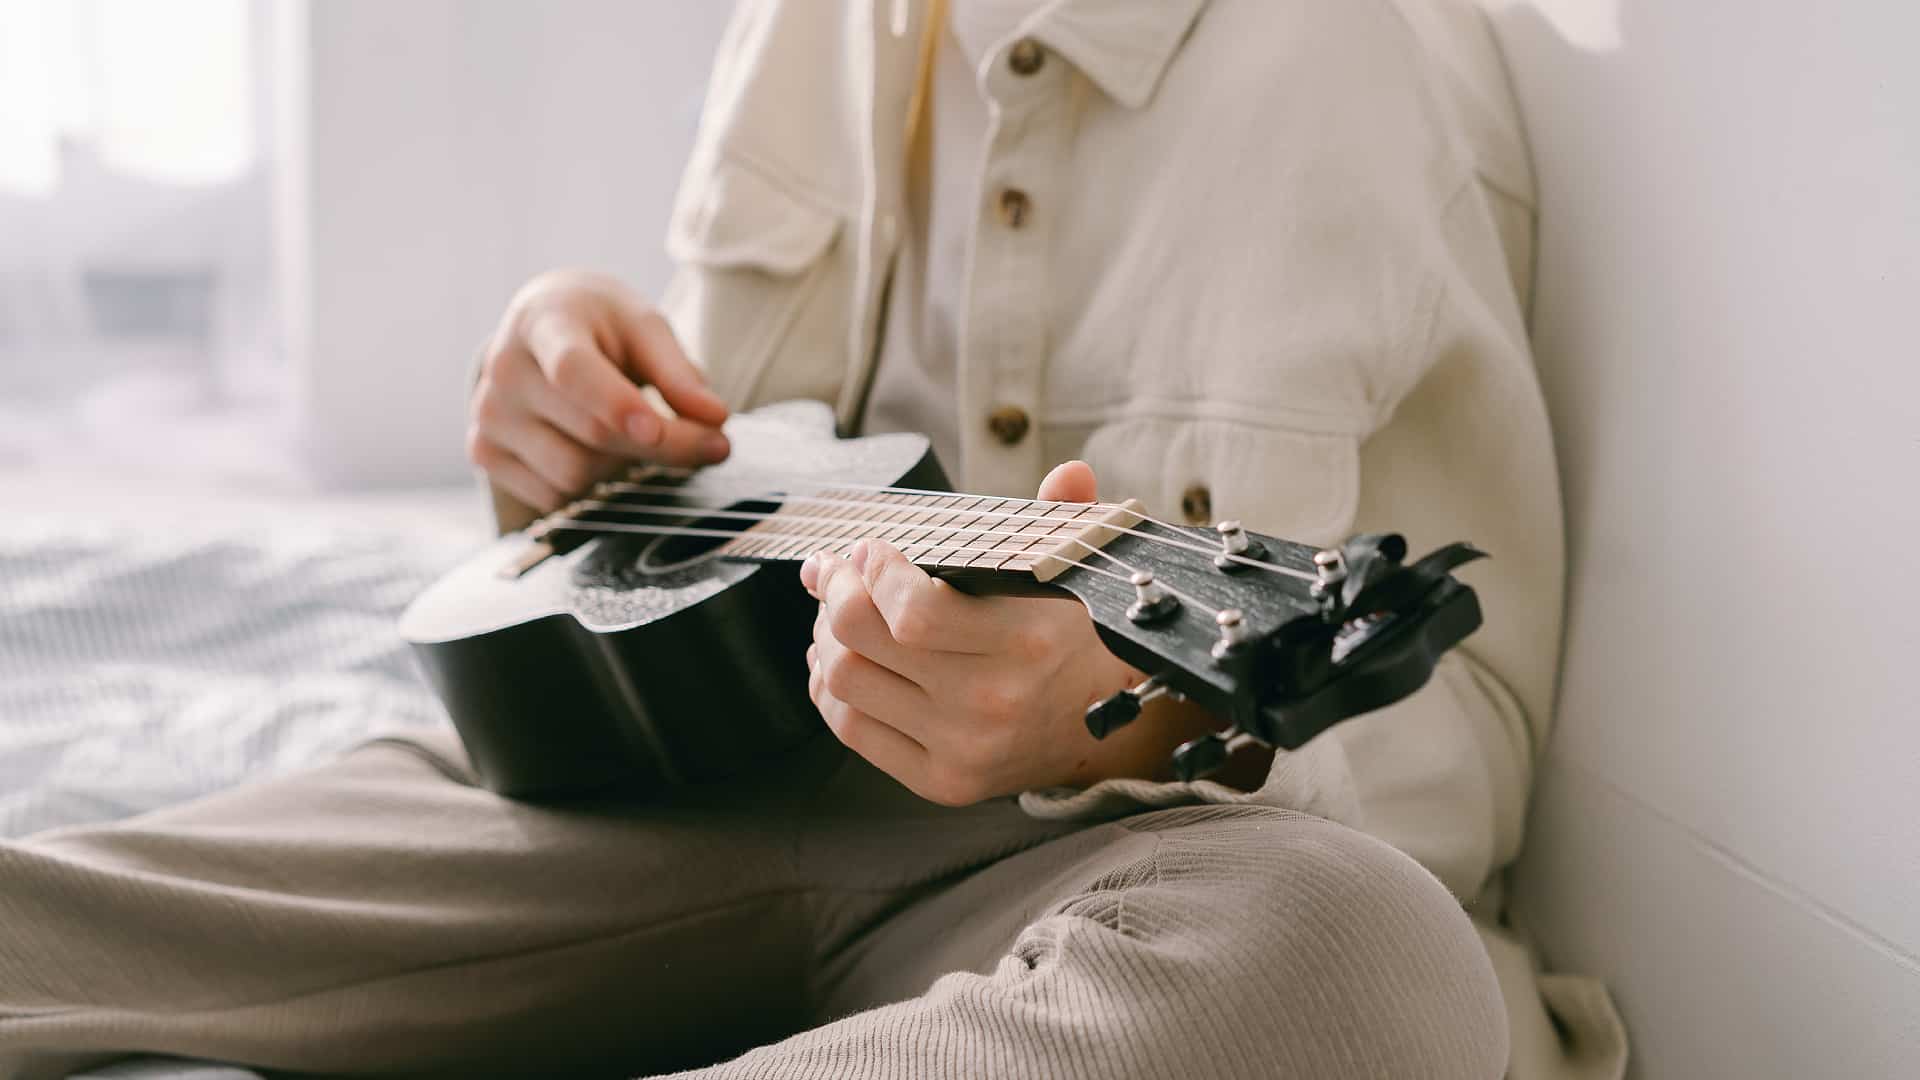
[800,461,1233,805]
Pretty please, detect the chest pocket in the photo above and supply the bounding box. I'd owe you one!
[660,155,854,412]
[1077,416,1361,551]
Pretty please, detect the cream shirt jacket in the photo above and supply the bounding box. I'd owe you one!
[651,1,1621,1073]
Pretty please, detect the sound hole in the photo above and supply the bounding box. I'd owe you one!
[635,497,781,575]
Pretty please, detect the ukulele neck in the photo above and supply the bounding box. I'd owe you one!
[719,490,1146,582]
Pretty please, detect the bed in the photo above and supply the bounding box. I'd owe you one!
[1,480,480,1078]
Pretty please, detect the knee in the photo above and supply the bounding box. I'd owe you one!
[1113,808,1509,1078]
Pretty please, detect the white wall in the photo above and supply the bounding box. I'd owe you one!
[1486,2,1920,1076]
[275,0,732,488]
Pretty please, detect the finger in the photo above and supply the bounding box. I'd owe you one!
[617,308,730,427]
[524,311,731,468]
[809,655,930,787]
[813,577,923,681]
[812,624,935,739]
[498,342,655,458]
[611,307,732,465]
[1037,459,1098,503]
[800,549,841,597]
[490,411,615,497]
[466,435,565,513]
[522,317,659,439]
[630,410,734,470]
[846,541,1003,653]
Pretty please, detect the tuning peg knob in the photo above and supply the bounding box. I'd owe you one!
[1310,548,1350,616]
[1171,731,1232,780]
[1212,520,1267,570]
[1083,675,1168,739]
[1084,690,1143,739]
[1126,571,1180,624]
[1210,608,1253,660]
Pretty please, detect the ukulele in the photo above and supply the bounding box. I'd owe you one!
[401,400,1486,799]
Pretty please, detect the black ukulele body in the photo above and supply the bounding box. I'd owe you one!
[401,402,943,797]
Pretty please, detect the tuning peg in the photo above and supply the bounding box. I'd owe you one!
[1210,608,1253,660]
[1084,674,1168,739]
[1212,520,1266,570]
[1126,570,1180,624]
[1309,547,1349,616]
[1171,731,1232,780]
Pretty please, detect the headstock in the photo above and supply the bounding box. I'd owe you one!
[1035,517,1486,781]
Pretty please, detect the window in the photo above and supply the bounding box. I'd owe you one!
[0,0,286,480]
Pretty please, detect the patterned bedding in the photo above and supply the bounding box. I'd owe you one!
[1,507,477,1078]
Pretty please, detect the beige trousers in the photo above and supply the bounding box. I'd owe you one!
[0,730,1506,1079]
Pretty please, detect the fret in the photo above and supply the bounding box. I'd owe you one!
[902,495,975,564]
[928,495,1000,569]
[1029,499,1148,582]
[1004,500,1076,568]
[893,494,950,562]
[716,492,1138,573]
[784,487,881,559]
[868,494,928,550]
[832,488,909,556]
[1029,501,1109,570]
[722,516,789,559]
[992,499,1084,572]
[892,495,945,566]
[752,507,813,561]
[963,499,1026,568]
[908,493,983,564]
[746,494,819,561]
[1024,499,1095,570]
[962,496,1028,568]
[910,494,969,568]
[856,491,925,552]
[814,535,860,560]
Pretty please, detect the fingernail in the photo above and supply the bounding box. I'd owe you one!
[700,431,731,462]
[799,551,821,592]
[848,539,871,572]
[626,410,660,445]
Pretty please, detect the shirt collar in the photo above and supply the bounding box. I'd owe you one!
[1021,0,1212,109]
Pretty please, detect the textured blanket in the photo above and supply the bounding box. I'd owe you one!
[1,518,465,840]
[1,514,472,1079]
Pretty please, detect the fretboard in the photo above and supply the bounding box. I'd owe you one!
[720,490,1144,581]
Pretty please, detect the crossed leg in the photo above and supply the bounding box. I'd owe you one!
[0,731,1504,1079]
[689,804,1508,1079]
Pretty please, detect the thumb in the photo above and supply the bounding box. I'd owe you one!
[1037,459,1098,503]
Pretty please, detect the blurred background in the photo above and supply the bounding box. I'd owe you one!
[0,0,730,503]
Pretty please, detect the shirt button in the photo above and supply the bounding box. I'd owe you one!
[1008,38,1045,76]
[1180,484,1213,525]
[986,405,1031,446]
[998,188,1031,229]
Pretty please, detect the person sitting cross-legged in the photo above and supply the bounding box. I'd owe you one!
[0,2,1622,1077]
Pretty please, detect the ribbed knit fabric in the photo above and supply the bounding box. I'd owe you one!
[0,731,1505,1079]
[679,806,1508,1079]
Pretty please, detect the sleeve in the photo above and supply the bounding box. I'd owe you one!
[1023,5,1561,908]
[1023,174,1558,907]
